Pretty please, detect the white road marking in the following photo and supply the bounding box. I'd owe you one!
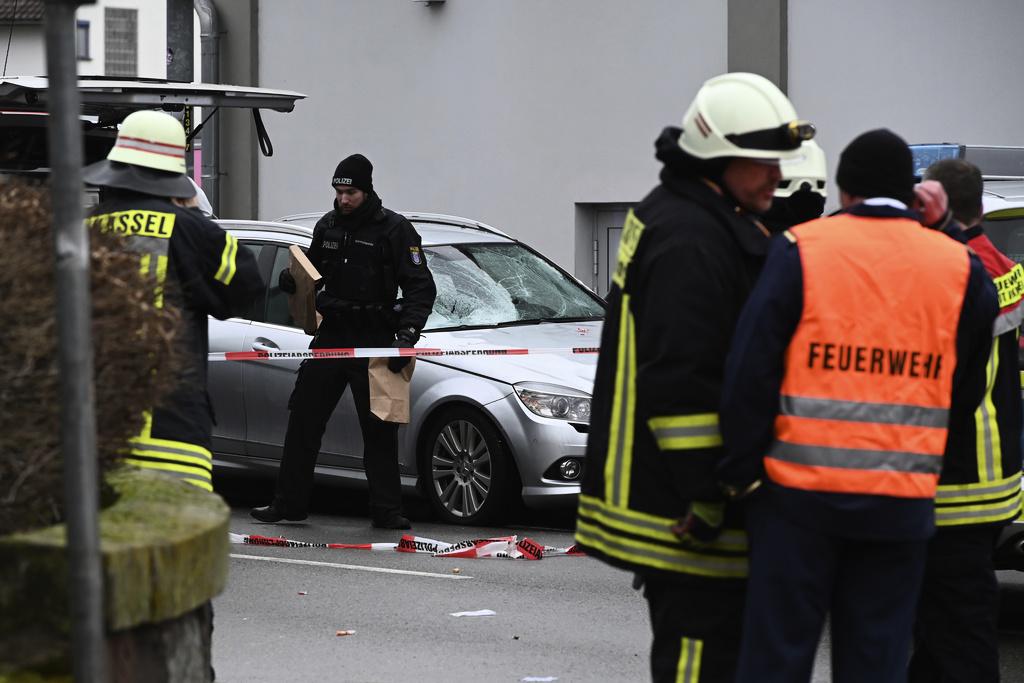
[230,553,473,580]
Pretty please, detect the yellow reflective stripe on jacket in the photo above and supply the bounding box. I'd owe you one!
[994,263,1024,308]
[935,489,1021,526]
[575,518,748,578]
[935,471,1022,526]
[605,295,637,508]
[215,233,239,285]
[612,210,645,289]
[936,471,1021,503]
[676,637,703,683]
[154,254,168,309]
[648,413,722,450]
[579,494,747,551]
[974,341,1003,482]
[123,458,214,491]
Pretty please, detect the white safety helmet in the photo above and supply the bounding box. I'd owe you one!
[776,140,828,199]
[83,110,195,199]
[677,72,814,162]
[106,110,188,174]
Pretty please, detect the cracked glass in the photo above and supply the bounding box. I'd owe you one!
[423,243,603,330]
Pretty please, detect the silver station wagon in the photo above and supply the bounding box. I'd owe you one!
[209,212,603,524]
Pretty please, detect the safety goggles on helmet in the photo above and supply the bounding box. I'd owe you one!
[726,120,816,153]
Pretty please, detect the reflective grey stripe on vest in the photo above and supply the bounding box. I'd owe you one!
[574,521,748,576]
[780,395,949,428]
[768,441,942,474]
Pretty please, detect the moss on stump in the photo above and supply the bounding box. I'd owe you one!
[0,467,228,677]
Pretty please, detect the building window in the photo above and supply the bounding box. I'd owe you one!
[104,8,137,77]
[76,20,90,60]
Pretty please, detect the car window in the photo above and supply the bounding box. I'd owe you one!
[238,241,270,322]
[983,217,1024,264]
[265,246,298,328]
[424,243,604,330]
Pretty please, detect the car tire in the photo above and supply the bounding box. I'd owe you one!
[420,405,515,525]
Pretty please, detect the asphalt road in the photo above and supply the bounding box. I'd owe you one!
[212,475,1024,682]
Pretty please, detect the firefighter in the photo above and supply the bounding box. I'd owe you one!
[83,110,264,491]
[908,159,1023,682]
[718,129,999,682]
[762,139,828,232]
[574,72,813,683]
[251,154,436,529]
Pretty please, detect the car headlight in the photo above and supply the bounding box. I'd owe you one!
[514,382,591,422]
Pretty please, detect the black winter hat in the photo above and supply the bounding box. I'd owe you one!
[835,129,915,205]
[331,154,373,193]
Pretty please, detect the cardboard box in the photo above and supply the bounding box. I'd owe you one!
[287,245,322,335]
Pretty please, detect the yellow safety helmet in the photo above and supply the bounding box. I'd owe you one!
[776,140,828,199]
[106,110,187,173]
[83,110,195,199]
[678,72,814,162]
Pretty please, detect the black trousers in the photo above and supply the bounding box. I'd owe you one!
[909,525,1002,683]
[736,504,927,683]
[643,576,746,683]
[273,354,402,518]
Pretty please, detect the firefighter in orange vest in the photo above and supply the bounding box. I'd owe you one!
[908,160,1023,682]
[717,129,999,682]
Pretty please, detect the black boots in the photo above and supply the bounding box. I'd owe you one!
[249,502,308,523]
[371,513,411,530]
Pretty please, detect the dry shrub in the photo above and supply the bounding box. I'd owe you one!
[0,180,182,535]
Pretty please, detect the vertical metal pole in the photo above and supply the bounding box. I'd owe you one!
[195,0,220,214]
[43,1,106,681]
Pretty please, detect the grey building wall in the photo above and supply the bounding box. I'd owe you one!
[253,0,727,279]
[243,0,1024,276]
[788,0,1024,208]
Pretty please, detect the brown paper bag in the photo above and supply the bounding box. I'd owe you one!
[287,245,322,335]
[368,357,416,423]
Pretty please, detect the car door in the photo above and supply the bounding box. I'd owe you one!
[207,241,265,456]
[240,242,365,469]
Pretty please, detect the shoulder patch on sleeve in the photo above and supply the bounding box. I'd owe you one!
[409,245,424,266]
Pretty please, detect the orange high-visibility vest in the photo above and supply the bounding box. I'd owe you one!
[764,213,971,499]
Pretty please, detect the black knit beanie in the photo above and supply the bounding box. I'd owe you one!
[835,129,915,205]
[331,154,374,193]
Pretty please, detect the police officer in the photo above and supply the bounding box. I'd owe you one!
[83,110,264,491]
[718,129,998,682]
[251,154,436,529]
[909,160,1023,682]
[574,73,813,683]
[762,139,828,232]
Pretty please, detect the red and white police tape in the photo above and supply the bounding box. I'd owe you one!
[209,346,600,362]
[230,532,584,560]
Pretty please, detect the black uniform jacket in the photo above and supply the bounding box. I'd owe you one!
[308,204,436,343]
[88,193,263,452]
[575,129,772,583]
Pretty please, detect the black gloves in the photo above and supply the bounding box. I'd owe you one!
[388,328,418,373]
[278,268,297,294]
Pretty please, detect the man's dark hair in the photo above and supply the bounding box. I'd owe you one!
[925,159,984,226]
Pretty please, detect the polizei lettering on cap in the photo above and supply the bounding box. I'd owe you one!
[806,341,943,380]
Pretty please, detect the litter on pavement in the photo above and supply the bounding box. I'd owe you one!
[449,609,497,617]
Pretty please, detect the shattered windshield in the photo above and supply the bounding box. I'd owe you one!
[423,243,604,330]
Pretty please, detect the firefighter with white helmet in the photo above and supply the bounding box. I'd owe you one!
[575,72,813,683]
[83,110,263,491]
[763,140,828,231]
